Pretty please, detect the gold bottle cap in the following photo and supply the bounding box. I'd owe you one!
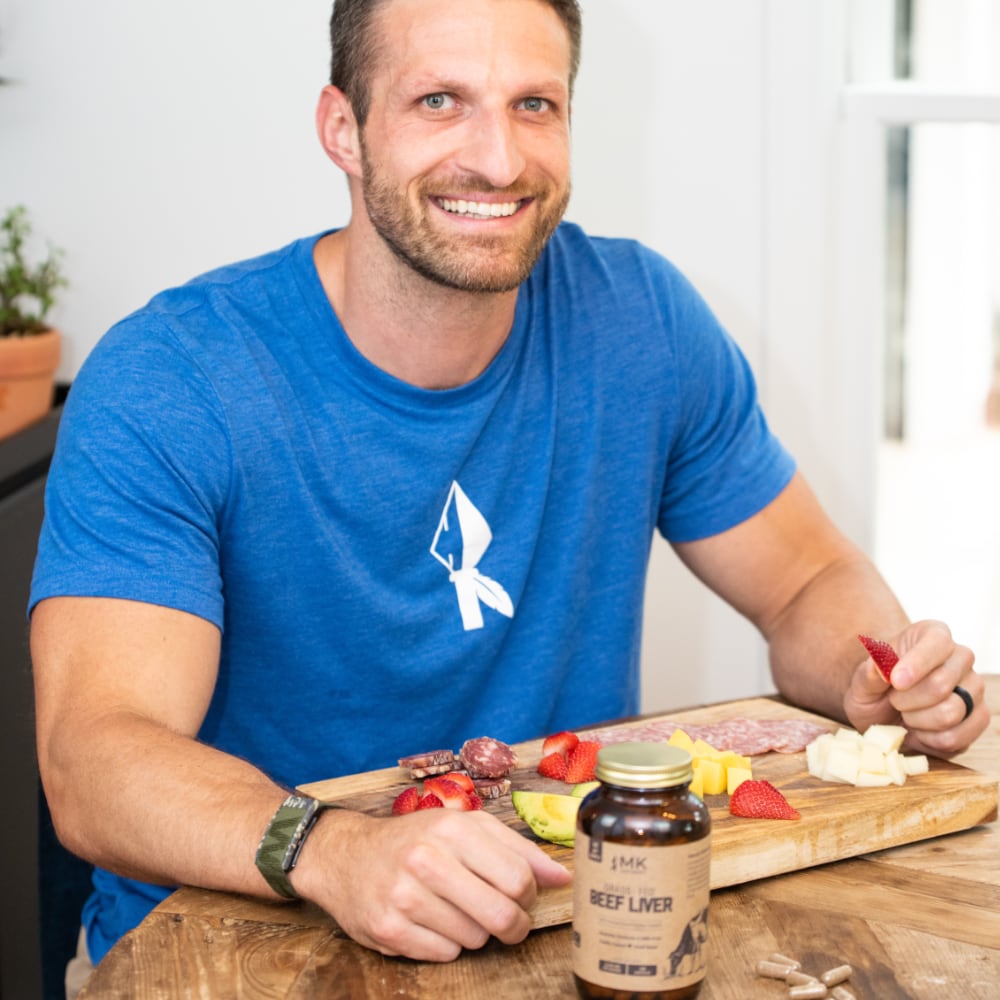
[594,742,693,788]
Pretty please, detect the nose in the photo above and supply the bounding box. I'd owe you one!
[457,108,527,189]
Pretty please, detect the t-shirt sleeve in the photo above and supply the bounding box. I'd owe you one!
[29,317,232,629]
[655,264,796,543]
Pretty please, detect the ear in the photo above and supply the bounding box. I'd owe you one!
[316,85,363,178]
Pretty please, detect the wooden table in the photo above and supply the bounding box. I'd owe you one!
[79,678,1000,999]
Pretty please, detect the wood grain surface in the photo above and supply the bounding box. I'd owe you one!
[298,697,997,930]
[78,683,1000,999]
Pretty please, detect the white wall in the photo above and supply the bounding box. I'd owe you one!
[0,1,847,713]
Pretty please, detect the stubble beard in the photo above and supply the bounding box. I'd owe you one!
[359,141,570,294]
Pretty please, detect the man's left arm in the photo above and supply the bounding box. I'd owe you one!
[672,471,988,756]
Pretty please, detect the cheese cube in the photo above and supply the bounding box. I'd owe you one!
[859,742,886,774]
[822,743,860,784]
[856,771,893,787]
[806,733,833,778]
[901,754,929,776]
[834,727,864,749]
[885,750,908,786]
[863,724,907,753]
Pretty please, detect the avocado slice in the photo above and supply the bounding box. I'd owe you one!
[511,791,582,845]
[570,781,600,798]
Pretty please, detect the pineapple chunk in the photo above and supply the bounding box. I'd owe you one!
[726,766,753,795]
[718,750,752,771]
[698,758,727,795]
[692,738,722,760]
[668,728,696,754]
[689,765,704,798]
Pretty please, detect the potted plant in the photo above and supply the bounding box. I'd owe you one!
[0,204,66,440]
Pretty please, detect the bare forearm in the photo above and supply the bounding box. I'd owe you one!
[43,711,284,896]
[765,552,910,722]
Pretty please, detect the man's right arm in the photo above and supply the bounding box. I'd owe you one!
[31,595,569,961]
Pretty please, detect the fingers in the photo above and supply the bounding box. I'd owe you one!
[309,808,567,961]
[876,622,988,756]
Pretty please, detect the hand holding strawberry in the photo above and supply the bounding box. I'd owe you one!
[858,634,899,684]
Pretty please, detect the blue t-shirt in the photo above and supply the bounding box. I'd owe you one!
[31,222,794,961]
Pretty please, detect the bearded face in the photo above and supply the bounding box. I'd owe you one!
[359,129,571,294]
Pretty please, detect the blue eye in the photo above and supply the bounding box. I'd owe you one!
[521,97,548,112]
[424,94,450,110]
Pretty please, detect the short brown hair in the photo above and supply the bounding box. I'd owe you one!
[328,0,582,126]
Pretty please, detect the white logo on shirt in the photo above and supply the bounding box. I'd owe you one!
[430,481,514,631]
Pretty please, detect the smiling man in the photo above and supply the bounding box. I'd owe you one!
[31,0,988,988]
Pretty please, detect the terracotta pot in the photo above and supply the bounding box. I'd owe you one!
[0,327,62,439]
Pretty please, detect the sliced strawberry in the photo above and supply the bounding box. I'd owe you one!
[440,771,475,794]
[391,787,420,815]
[423,776,474,811]
[729,779,800,820]
[565,740,601,784]
[538,752,569,781]
[465,790,484,810]
[416,792,443,809]
[542,730,580,757]
[858,633,899,683]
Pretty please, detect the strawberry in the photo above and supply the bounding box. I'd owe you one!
[423,777,475,811]
[465,790,484,810]
[542,730,580,757]
[391,786,420,815]
[565,741,601,784]
[538,751,569,781]
[440,771,475,794]
[858,633,899,683]
[729,779,800,820]
[416,792,443,809]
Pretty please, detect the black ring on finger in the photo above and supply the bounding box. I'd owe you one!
[953,685,974,722]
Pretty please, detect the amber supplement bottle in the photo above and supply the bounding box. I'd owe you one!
[572,742,711,1000]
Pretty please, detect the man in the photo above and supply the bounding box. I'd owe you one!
[31,0,988,978]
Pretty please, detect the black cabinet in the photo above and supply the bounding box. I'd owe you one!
[0,386,92,1000]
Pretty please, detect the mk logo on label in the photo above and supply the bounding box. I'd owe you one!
[610,855,648,873]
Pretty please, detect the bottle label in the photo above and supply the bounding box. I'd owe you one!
[572,832,711,991]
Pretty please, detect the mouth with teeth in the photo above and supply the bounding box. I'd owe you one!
[435,197,525,220]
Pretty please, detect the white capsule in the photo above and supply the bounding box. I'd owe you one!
[788,983,829,999]
[786,970,821,987]
[821,965,853,987]
[769,952,801,970]
[756,959,794,979]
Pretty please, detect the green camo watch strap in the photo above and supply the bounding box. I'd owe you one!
[255,793,340,899]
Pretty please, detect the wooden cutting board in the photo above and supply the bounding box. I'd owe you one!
[299,697,998,930]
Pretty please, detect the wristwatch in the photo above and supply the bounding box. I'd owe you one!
[255,793,341,899]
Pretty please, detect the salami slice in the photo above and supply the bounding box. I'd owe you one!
[587,717,830,757]
[397,749,457,778]
[459,736,518,778]
[472,777,512,799]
